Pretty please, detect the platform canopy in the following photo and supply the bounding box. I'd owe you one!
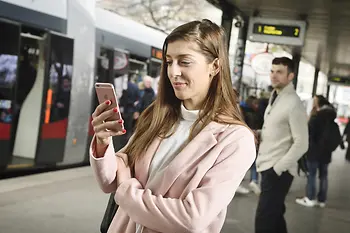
[208,0,350,79]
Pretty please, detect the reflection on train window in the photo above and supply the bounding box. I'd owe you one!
[46,63,72,122]
[0,108,12,123]
[0,54,18,124]
[0,98,12,123]
[0,54,17,88]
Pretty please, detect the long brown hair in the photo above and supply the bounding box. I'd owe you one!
[124,19,248,168]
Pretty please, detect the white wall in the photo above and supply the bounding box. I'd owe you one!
[1,0,67,19]
[335,86,350,105]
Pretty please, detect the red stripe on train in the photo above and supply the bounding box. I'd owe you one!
[0,123,11,140]
[41,118,68,139]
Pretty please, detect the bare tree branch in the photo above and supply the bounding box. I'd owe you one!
[97,0,206,33]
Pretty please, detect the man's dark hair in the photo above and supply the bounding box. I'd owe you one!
[272,57,295,74]
[246,95,257,107]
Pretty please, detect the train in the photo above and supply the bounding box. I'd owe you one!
[0,0,166,175]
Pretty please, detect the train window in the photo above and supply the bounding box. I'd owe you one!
[47,63,72,122]
[45,34,74,123]
[149,58,161,78]
[0,54,17,90]
[0,20,20,125]
[96,47,130,100]
[0,54,17,124]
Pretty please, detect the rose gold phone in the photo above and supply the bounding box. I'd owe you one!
[95,82,124,131]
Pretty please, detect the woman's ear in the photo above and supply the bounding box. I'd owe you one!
[211,58,220,77]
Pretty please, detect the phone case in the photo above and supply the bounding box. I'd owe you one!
[95,83,124,131]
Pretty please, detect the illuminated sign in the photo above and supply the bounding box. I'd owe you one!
[151,47,162,60]
[253,24,301,38]
[328,76,350,86]
[248,18,306,46]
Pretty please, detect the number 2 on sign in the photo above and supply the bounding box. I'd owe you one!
[294,28,299,36]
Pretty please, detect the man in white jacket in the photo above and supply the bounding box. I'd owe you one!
[255,57,309,233]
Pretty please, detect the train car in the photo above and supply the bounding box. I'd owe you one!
[0,0,166,174]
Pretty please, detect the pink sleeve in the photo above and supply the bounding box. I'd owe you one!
[90,134,135,193]
[89,136,118,193]
[115,128,256,233]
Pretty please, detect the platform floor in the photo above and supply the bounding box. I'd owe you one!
[0,148,349,233]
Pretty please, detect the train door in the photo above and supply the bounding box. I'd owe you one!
[35,32,74,165]
[86,47,112,161]
[11,31,43,168]
[0,20,74,170]
[0,19,21,170]
[85,47,129,159]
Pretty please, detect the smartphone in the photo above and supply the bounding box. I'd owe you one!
[95,82,124,131]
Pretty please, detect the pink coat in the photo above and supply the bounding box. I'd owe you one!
[90,122,256,233]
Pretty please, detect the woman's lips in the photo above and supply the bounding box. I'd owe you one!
[173,82,187,88]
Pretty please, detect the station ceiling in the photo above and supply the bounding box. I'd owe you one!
[208,0,350,78]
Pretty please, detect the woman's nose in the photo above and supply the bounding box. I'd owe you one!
[168,63,181,78]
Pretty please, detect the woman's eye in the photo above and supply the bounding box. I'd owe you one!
[166,61,172,65]
[181,61,191,65]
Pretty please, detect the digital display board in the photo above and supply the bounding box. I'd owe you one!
[248,18,306,46]
[151,47,162,60]
[328,76,350,86]
[253,24,301,38]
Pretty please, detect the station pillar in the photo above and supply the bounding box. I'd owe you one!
[292,48,301,89]
[65,0,96,164]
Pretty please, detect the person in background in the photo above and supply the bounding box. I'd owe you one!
[119,77,140,140]
[296,95,341,208]
[134,75,155,120]
[237,96,262,195]
[244,96,263,194]
[89,19,256,233]
[55,77,71,120]
[255,57,309,233]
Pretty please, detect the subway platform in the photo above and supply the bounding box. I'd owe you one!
[0,148,349,233]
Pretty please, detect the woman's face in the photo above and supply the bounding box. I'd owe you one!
[166,40,216,110]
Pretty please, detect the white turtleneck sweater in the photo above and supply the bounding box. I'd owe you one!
[136,104,199,233]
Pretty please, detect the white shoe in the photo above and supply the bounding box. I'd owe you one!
[317,202,326,208]
[236,185,250,194]
[249,181,261,195]
[295,197,317,207]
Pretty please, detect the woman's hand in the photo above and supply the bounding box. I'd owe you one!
[91,100,126,146]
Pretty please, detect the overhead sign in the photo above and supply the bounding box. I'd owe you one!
[151,47,162,60]
[248,17,307,46]
[328,75,350,86]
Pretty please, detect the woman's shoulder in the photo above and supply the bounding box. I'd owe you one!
[225,124,253,138]
[210,122,256,158]
[212,121,254,142]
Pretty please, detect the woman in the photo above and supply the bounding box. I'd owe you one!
[90,19,256,233]
[296,95,340,208]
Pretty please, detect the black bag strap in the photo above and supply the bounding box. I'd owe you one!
[100,192,119,233]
